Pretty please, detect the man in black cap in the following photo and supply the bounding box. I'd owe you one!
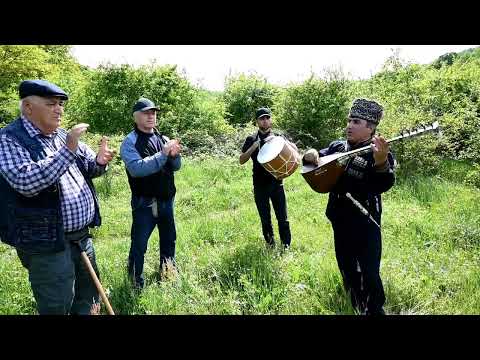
[120,97,182,289]
[240,107,294,250]
[0,79,115,315]
[303,98,395,315]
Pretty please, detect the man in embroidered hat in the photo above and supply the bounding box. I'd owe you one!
[0,79,115,315]
[303,98,395,315]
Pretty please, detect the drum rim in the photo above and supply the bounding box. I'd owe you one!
[257,136,286,164]
[300,164,321,174]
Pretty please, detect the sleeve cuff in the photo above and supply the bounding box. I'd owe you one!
[60,145,77,162]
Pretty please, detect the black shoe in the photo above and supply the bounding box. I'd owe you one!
[366,307,386,315]
[266,241,275,249]
[160,259,178,281]
[265,235,275,249]
[133,280,145,291]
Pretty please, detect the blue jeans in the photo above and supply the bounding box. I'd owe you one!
[128,195,176,288]
[16,227,100,315]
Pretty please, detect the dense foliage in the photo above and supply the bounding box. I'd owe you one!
[223,73,279,126]
[1,45,479,181]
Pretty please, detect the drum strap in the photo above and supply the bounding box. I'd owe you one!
[256,131,275,150]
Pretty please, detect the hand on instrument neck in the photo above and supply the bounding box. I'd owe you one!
[371,135,389,166]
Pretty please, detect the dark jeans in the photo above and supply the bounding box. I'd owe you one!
[331,218,385,314]
[16,227,100,315]
[253,182,291,246]
[128,195,176,288]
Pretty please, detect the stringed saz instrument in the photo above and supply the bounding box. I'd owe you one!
[301,121,441,193]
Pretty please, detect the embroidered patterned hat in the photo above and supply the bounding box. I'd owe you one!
[349,98,384,124]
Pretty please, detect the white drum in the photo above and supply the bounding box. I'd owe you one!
[257,136,300,180]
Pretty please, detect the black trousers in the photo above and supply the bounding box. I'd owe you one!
[331,217,385,314]
[253,182,291,246]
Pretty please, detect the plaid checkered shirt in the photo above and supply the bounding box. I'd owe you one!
[0,117,106,232]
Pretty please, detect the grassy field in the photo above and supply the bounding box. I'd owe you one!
[1,156,479,315]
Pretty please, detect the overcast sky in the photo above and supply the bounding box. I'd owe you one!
[71,45,478,91]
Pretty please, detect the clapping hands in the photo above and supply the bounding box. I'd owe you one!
[96,136,116,166]
[163,139,182,157]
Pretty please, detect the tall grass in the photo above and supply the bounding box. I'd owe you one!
[1,157,479,314]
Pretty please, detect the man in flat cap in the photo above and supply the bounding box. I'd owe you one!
[239,107,295,250]
[0,80,115,315]
[120,97,181,289]
[303,98,395,315]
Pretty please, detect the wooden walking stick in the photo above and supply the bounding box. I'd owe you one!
[79,251,115,315]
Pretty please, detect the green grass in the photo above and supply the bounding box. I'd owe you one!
[1,157,479,315]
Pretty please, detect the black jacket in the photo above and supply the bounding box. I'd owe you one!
[318,139,395,224]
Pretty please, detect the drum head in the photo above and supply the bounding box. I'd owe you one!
[257,136,285,164]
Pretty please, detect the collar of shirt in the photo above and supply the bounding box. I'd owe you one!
[346,137,372,151]
[21,116,58,139]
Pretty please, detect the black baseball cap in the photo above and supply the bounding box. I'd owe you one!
[256,107,271,119]
[132,97,160,114]
[19,80,68,100]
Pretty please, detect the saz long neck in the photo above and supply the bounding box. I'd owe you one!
[339,121,440,160]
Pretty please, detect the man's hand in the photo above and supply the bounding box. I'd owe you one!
[240,138,260,165]
[96,136,116,166]
[162,140,172,156]
[252,138,261,150]
[371,135,389,167]
[303,149,320,166]
[168,139,182,157]
[66,123,89,152]
[162,139,181,157]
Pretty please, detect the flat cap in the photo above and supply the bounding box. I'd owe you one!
[19,80,68,100]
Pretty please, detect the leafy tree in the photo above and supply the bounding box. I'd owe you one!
[223,73,279,126]
[0,45,52,123]
[0,45,88,128]
[78,63,233,150]
[275,71,351,149]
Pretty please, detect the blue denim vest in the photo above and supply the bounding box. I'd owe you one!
[0,118,101,253]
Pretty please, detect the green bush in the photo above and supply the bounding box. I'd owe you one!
[223,73,279,126]
[0,45,86,126]
[275,72,351,149]
[76,63,233,150]
[464,164,480,189]
[353,48,480,176]
[181,124,256,159]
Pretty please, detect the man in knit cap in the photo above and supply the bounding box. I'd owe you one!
[303,98,395,315]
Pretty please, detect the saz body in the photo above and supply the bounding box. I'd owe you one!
[302,122,440,193]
